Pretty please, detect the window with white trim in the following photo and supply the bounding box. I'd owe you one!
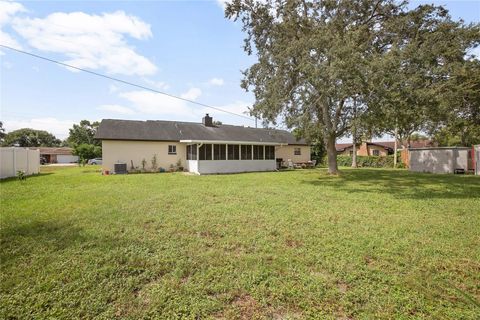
[168,145,177,155]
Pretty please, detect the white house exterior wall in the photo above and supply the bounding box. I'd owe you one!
[102,140,186,173]
[189,160,276,174]
[275,145,311,162]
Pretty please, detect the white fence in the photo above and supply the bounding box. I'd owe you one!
[0,147,40,179]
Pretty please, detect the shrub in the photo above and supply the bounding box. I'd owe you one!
[337,154,405,168]
[151,154,158,172]
[16,170,26,181]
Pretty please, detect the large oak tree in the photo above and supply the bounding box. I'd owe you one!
[226,0,479,173]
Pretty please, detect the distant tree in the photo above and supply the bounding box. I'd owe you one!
[73,143,101,162]
[213,120,223,125]
[227,1,478,173]
[409,133,429,142]
[2,128,61,147]
[366,4,479,165]
[67,120,100,146]
[0,121,5,143]
[429,59,480,146]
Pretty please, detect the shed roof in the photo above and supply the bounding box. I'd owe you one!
[95,119,308,145]
[30,147,74,155]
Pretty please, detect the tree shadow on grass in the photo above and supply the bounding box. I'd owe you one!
[0,172,54,183]
[303,169,480,200]
[0,219,89,263]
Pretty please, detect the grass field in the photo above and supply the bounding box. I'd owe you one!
[1,166,479,319]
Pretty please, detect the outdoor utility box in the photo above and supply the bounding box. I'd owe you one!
[114,163,127,174]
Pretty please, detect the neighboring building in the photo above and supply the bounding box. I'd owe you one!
[95,114,310,175]
[473,145,480,175]
[336,141,395,156]
[30,147,79,164]
[409,147,473,174]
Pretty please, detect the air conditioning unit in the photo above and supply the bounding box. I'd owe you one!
[114,163,127,174]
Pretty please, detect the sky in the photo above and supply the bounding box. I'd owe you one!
[1,0,479,140]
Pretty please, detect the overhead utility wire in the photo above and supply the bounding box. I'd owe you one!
[0,44,254,121]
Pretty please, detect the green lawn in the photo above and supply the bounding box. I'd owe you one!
[1,166,479,319]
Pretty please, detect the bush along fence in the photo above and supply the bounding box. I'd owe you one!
[336,154,406,168]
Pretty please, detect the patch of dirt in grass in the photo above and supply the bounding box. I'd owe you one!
[285,238,302,248]
[213,293,266,319]
[337,281,349,294]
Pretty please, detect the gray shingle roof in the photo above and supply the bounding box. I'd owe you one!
[95,119,307,145]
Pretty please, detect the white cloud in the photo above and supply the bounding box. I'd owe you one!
[143,78,170,90]
[98,104,135,115]
[0,1,25,52]
[3,117,75,139]
[119,90,194,116]
[180,88,202,101]
[12,10,157,75]
[206,100,251,116]
[208,77,224,86]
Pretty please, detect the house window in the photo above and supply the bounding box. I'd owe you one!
[372,149,380,156]
[253,145,264,160]
[265,146,275,160]
[241,145,252,160]
[199,144,212,160]
[214,144,226,160]
[228,144,239,160]
[168,145,177,155]
[349,150,354,156]
[186,145,197,160]
[294,147,301,155]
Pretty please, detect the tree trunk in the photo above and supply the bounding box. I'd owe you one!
[393,126,398,168]
[325,135,338,174]
[351,128,357,168]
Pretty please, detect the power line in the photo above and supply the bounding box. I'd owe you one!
[0,44,254,121]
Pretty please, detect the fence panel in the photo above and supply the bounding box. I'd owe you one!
[0,147,40,179]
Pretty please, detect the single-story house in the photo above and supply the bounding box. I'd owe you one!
[95,114,311,174]
[29,147,79,164]
[409,147,474,174]
[336,141,395,156]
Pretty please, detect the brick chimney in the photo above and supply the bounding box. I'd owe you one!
[202,113,213,127]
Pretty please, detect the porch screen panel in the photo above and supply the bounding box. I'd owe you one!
[199,144,212,160]
[227,145,239,160]
[265,146,275,160]
[253,145,264,160]
[214,144,226,160]
[186,145,197,160]
[241,145,252,160]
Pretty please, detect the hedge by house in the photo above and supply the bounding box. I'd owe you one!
[336,154,405,168]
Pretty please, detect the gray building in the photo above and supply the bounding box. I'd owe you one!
[409,147,472,174]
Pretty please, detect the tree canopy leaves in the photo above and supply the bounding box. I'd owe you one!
[2,128,61,147]
[226,0,479,173]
